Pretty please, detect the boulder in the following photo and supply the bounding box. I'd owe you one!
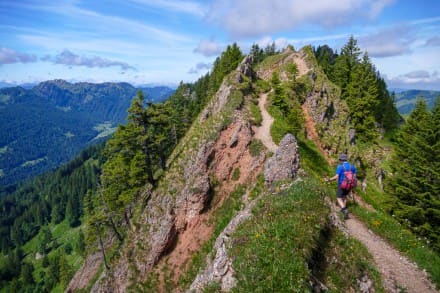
[264,133,300,185]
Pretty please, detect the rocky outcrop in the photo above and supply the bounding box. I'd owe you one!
[189,191,263,292]
[67,252,102,292]
[200,83,231,122]
[236,55,253,83]
[175,142,214,231]
[264,133,300,185]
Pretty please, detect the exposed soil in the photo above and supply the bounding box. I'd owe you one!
[156,117,264,291]
[302,103,333,165]
[291,53,309,76]
[253,92,277,152]
[346,216,437,292]
[301,81,438,292]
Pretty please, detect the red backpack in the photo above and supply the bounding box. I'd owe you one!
[340,163,356,191]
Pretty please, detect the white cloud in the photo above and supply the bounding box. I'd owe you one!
[193,39,222,57]
[386,70,440,90]
[22,1,193,44]
[255,36,289,50]
[188,62,211,74]
[404,70,431,79]
[425,36,440,47]
[359,26,415,57]
[207,0,395,38]
[127,0,207,17]
[0,47,37,64]
[42,49,136,70]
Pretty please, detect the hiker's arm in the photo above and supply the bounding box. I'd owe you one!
[327,174,338,182]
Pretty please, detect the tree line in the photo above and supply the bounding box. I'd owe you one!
[386,98,440,251]
[314,36,401,141]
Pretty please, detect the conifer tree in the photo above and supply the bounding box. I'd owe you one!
[250,43,264,65]
[346,54,380,141]
[314,45,337,78]
[333,36,362,100]
[271,72,289,114]
[386,98,440,250]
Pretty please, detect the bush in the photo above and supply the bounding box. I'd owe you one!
[249,139,264,157]
[249,102,262,126]
[232,168,240,181]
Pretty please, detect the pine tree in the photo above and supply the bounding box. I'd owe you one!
[314,45,337,78]
[380,90,400,132]
[346,54,380,141]
[20,262,34,285]
[250,43,264,65]
[386,98,440,250]
[271,72,289,114]
[333,36,362,100]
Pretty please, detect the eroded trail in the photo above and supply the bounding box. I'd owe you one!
[253,92,277,152]
[346,217,437,292]
[301,101,438,292]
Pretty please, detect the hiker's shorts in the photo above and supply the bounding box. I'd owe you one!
[336,186,350,198]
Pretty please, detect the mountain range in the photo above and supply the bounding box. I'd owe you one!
[0,41,439,293]
[0,80,174,187]
[393,89,439,115]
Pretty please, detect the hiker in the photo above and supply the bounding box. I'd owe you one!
[325,153,357,219]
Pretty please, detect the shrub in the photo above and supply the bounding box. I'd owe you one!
[249,139,264,157]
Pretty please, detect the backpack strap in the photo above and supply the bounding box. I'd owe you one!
[342,162,350,172]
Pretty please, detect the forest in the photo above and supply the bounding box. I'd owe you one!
[0,43,246,292]
[0,81,174,187]
[0,38,438,291]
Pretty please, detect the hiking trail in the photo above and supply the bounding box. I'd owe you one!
[253,92,277,152]
[302,101,438,292]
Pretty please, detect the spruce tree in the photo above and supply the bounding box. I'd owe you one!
[386,98,440,250]
[346,54,379,141]
[333,36,362,100]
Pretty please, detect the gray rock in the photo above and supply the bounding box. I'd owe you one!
[357,274,374,293]
[229,125,241,147]
[264,133,300,185]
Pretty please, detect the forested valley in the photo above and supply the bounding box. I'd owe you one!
[0,38,439,292]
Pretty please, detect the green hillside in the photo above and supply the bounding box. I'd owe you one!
[1,41,439,292]
[0,81,174,187]
[394,89,440,114]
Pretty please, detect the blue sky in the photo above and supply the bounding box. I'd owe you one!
[0,0,439,90]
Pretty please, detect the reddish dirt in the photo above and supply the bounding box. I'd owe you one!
[156,118,264,291]
[302,103,334,165]
[158,214,214,289]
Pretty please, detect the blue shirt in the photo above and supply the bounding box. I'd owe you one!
[336,162,357,186]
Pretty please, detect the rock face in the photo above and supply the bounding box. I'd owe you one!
[189,188,262,292]
[264,133,300,185]
[67,252,102,292]
[175,142,214,231]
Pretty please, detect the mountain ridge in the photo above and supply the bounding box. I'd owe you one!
[1,42,439,292]
[393,89,439,114]
[0,80,174,186]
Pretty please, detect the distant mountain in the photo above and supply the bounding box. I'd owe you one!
[393,89,439,115]
[0,81,39,89]
[0,79,174,186]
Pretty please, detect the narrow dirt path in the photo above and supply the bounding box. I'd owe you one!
[301,94,437,292]
[346,217,437,292]
[253,92,277,152]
